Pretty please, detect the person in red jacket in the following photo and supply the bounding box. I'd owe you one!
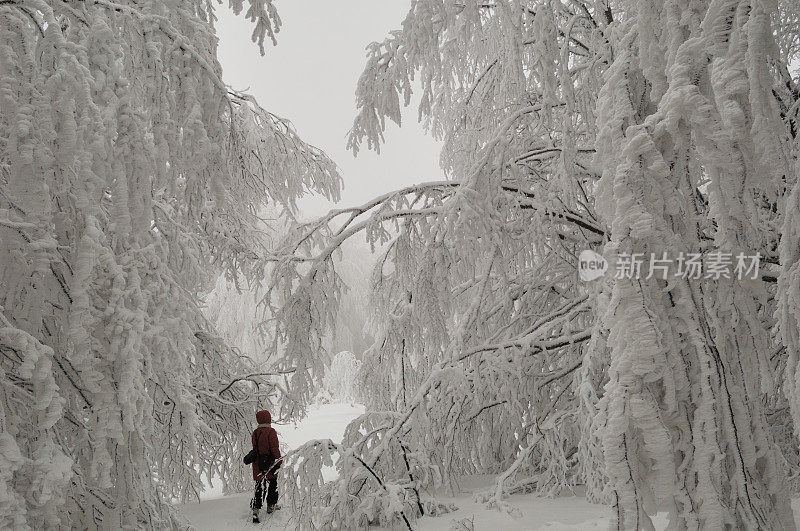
[251,409,282,523]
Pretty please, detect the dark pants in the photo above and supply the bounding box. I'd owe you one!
[252,477,278,511]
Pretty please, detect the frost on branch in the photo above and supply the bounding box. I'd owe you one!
[272,0,800,529]
[0,0,339,527]
[594,1,797,528]
[0,324,70,528]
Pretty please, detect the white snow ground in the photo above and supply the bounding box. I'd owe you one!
[176,404,798,530]
[178,480,618,530]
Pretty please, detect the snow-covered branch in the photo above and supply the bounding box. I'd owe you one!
[0,1,339,526]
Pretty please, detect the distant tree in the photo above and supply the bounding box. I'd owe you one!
[0,1,339,528]
[320,351,362,404]
[270,1,800,529]
[325,238,375,358]
[203,205,285,366]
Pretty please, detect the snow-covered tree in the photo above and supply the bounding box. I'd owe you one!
[592,2,797,527]
[320,351,362,404]
[202,205,286,365]
[0,1,339,528]
[268,1,800,529]
[205,223,373,381]
[325,238,375,358]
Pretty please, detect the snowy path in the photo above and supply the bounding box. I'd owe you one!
[178,484,616,530]
[176,402,625,530]
[178,403,797,530]
[181,488,800,530]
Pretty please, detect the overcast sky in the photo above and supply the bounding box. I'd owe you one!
[215,2,442,219]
